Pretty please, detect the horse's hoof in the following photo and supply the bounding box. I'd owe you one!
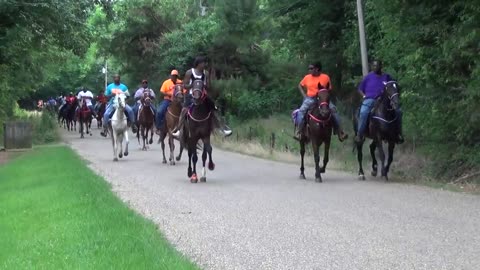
[162,159,167,164]
[113,157,118,162]
[176,156,181,162]
[90,133,92,136]
[170,161,175,166]
[358,174,366,181]
[188,168,193,178]
[149,139,153,144]
[320,167,326,173]
[119,154,123,159]
[299,174,306,180]
[124,152,128,157]
[371,170,378,177]
[315,177,323,183]
[200,177,206,182]
[208,162,215,171]
[382,175,389,181]
[190,174,198,183]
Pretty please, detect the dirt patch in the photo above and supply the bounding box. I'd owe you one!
[0,151,10,166]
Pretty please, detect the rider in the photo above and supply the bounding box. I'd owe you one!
[100,74,137,137]
[294,62,348,142]
[133,79,156,121]
[76,87,97,117]
[156,70,182,134]
[356,60,404,144]
[172,56,232,137]
[94,89,107,115]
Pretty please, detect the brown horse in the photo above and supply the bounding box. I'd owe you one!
[77,99,93,138]
[158,84,185,165]
[136,91,155,150]
[298,83,333,182]
[184,80,217,183]
[353,81,401,181]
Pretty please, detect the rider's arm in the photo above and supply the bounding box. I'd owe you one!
[183,70,193,90]
[298,83,307,99]
[358,77,367,98]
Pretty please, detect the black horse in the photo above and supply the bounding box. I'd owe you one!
[299,83,333,183]
[184,80,217,183]
[353,81,401,181]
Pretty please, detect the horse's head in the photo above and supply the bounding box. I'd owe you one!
[142,90,151,106]
[114,93,126,110]
[317,83,330,118]
[173,83,184,103]
[191,80,205,105]
[383,81,400,110]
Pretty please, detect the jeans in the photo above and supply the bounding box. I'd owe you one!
[156,100,171,129]
[357,98,376,137]
[297,97,317,126]
[102,103,135,127]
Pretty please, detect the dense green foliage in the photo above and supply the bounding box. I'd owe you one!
[0,146,198,269]
[1,0,478,178]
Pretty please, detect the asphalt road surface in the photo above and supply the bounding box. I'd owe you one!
[63,128,480,270]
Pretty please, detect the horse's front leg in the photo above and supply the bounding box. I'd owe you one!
[206,137,214,172]
[191,146,198,183]
[312,140,322,183]
[176,142,184,162]
[356,141,365,180]
[320,138,330,174]
[369,141,378,177]
[299,139,306,179]
[112,131,118,161]
[168,133,175,165]
[161,134,167,164]
[187,142,194,179]
[124,128,129,157]
[149,125,154,144]
[385,141,395,180]
[118,133,124,159]
[200,142,208,183]
[142,126,147,151]
[376,140,387,181]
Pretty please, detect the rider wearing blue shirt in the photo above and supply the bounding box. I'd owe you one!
[100,74,137,137]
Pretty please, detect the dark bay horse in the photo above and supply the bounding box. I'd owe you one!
[61,101,77,131]
[96,102,106,129]
[77,99,93,138]
[136,91,155,151]
[184,80,216,183]
[353,81,401,181]
[158,84,185,165]
[298,83,333,182]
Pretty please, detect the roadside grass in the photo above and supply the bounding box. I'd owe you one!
[214,114,480,194]
[0,146,199,270]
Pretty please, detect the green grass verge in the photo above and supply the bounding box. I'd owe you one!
[0,146,199,270]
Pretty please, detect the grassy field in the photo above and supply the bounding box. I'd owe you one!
[0,146,198,270]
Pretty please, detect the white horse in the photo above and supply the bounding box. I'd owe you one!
[109,93,129,161]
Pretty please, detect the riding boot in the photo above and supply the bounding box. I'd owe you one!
[213,111,232,137]
[172,108,188,137]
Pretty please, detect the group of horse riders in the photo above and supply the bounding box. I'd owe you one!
[294,59,404,145]
[98,56,233,139]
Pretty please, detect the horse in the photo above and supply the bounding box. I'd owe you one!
[136,91,155,151]
[353,81,401,181]
[108,93,129,161]
[61,101,77,132]
[77,99,93,138]
[295,83,333,182]
[184,80,216,183]
[96,102,106,129]
[158,84,185,165]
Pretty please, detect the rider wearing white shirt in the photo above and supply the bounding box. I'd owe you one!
[77,88,96,117]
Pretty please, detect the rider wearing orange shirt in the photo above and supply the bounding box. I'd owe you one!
[295,62,348,142]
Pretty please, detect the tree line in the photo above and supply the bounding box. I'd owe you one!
[1,0,478,178]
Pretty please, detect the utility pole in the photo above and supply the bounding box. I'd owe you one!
[104,60,108,90]
[356,0,369,76]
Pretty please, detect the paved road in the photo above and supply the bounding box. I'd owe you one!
[63,128,480,270]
